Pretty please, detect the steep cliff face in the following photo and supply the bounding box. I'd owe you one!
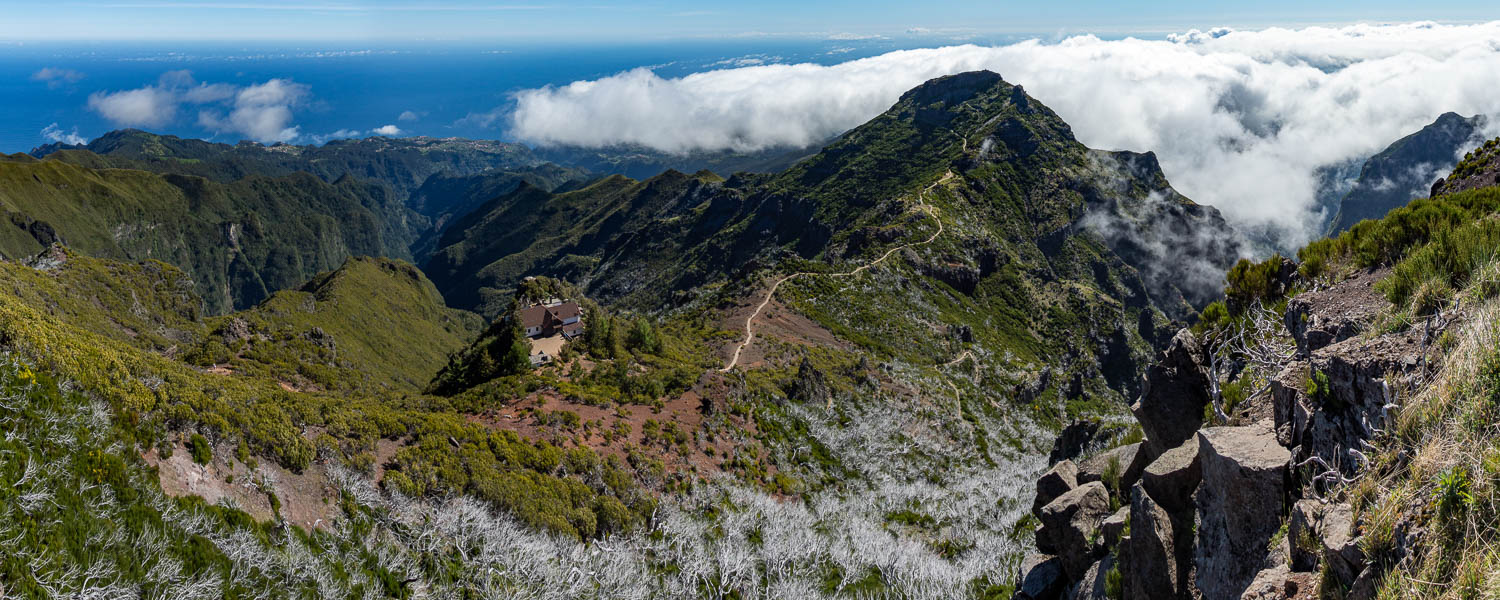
[1327,112,1486,234]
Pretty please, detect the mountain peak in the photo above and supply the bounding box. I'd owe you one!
[897,70,1004,105]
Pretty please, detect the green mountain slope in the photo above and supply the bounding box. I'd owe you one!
[190,256,484,393]
[0,154,411,313]
[34,129,542,201]
[428,71,1243,410]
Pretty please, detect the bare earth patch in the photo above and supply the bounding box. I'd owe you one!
[145,438,347,530]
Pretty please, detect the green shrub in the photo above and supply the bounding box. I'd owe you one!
[1104,560,1123,600]
[1305,369,1334,406]
[188,433,213,465]
[1377,218,1500,314]
[626,317,662,354]
[1298,186,1500,281]
[1433,466,1474,519]
[1225,255,1289,313]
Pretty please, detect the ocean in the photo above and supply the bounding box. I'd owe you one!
[0,37,1037,154]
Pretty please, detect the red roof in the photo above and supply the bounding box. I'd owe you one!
[519,301,584,336]
[519,305,551,330]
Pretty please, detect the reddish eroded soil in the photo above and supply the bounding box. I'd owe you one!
[466,371,763,478]
[720,294,849,370]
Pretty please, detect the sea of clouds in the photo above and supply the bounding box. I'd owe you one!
[510,21,1500,248]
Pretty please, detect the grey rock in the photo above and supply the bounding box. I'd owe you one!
[1283,268,1384,356]
[1140,438,1201,515]
[1123,483,1187,600]
[1034,460,1080,518]
[1016,554,1067,600]
[1101,507,1129,548]
[1281,331,1426,475]
[1195,424,1292,600]
[1288,500,1363,585]
[1078,442,1149,492]
[1346,564,1381,600]
[1069,554,1115,600]
[1270,362,1306,449]
[1038,481,1112,580]
[1132,329,1213,457]
[1239,563,1315,600]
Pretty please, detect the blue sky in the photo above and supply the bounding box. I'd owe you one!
[6,0,1498,42]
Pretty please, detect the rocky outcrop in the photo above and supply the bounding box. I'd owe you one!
[1037,482,1112,579]
[1033,460,1080,517]
[1077,442,1146,492]
[1123,484,1188,600]
[1068,554,1114,600]
[1288,500,1363,589]
[1019,256,1418,600]
[1100,507,1128,547]
[1194,424,1291,600]
[1132,329,1212,456]
[1274,329,1428,474]
[1139,439,1201,514]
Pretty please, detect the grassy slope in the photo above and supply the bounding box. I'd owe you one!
[207,256,484,393]
[0,248,646,541]
[0,155,405,313]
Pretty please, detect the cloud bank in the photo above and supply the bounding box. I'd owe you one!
[87,71,309,143]
[509,21,1500,247]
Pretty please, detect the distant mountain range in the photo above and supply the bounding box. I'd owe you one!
[1323,112,1488,234]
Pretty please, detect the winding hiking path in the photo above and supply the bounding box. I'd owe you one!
[720,172,954,372]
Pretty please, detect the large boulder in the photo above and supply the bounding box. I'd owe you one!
[1240,564,1317,600]
[1037,481,1112,580]
[1139,438,1201,515]
[1123,483,1187,600]
[1132,329,1213,456]
[1034,460,1080,518]
[1016,554,1067,600]
[1195,424,1292,600]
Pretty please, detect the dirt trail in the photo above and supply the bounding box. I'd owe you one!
[721,172,953,372]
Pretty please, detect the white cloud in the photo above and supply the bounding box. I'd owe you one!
[508,21,1500,248]
[195,78,309,143]
[370,124,402,136]
[86,72,309,143]
[87,86,178,128]
[40,123,87,145]
[398,110,420,121]
[31,67,84,89]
